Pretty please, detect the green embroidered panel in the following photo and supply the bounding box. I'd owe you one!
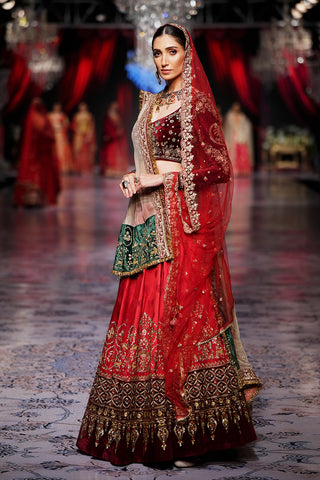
[225,327,240,369]
[112,215,160,276]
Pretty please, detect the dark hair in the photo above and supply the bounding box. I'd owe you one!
[152,24,186,49]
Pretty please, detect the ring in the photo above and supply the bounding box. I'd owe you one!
[134,177,139,184]
[122,180,129,189]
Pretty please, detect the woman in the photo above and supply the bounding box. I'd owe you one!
[99,100,130,177]
[72,102,96,173]
[77,24,261,467]
[48,102,74,174]
[14,98,60,207]
[223,102,254,176]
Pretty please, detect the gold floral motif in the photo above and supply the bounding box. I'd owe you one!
[222,415,229,431]
[157,421,170,451]
[187,419,197,445]
[100,313,164,380]
[94,421,105,447]
[106,425,121,450]
[174,423,186,446]
[207,416,218,440]
[130,425,140,452]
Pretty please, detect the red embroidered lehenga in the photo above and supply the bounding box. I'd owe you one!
[72,103,96,173]
[14,98,60,207]
[223,103,254,176]
[48,107,74,174]
[77,25,261,466]
[100,101,130,177]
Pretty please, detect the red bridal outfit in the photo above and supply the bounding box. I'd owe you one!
[14,98,60,207]
[72,103,96,174]
[100,101,130,177]
[48,105,74,174]
[77,25,261,466]
[223,103,254,176]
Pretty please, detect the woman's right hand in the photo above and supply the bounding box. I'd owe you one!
[119,172,137,198]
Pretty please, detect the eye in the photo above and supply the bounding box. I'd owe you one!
[169,49,177,55]
[153,51,160,57]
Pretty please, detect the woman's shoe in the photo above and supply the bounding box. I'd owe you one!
[174,459,196,468]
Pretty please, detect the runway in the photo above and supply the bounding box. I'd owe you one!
[0,172,319,479]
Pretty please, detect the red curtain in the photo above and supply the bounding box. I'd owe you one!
[206,32,261,118]
[276,57,320,125]
[5,31,117,115]
[6,54,40,114]
[58,32,117,112]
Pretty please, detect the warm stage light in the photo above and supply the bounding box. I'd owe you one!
[291,7,303,18]
[96,13,106,22]
[2,1,16,10]
[296,2,308,13]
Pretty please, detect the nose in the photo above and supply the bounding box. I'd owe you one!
[161,53,169,67]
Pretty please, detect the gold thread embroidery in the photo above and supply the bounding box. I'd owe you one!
[79,365,253,452]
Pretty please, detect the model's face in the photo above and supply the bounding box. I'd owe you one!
[232,102,241,113]
[153,34,185,86]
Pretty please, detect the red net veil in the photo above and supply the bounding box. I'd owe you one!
[160,24,235,420]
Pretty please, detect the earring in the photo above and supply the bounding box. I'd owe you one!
[155,70,161,85]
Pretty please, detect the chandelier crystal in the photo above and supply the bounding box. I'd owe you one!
[252,5,313,86]
[5,4,64,90]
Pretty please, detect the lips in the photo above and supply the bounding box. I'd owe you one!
[161,70,171,74]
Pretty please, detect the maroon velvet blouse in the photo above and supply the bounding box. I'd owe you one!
[150,108,181,163]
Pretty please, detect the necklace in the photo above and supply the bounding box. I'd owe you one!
[154,89,182,112]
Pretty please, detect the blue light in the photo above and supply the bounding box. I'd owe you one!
[163,12,168,18]
[125,63,165,93]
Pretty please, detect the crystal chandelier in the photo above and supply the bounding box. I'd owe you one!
[252,5,313,86]
[5,2,64,90]
[115,0,202,91]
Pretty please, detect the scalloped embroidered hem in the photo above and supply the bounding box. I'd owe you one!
[76,367,257,466]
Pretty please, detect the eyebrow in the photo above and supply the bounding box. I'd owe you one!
[153,45,179,52]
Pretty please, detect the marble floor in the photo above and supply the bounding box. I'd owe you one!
[0,172,319,480]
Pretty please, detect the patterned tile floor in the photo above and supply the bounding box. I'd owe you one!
[0,172,319,480]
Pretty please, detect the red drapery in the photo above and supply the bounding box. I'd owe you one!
[6,54,40,114]
[5,31,117,114]
[276,56,320,126]
[205,31,261,118]
[205,31,320,131]
[59,32,117,112]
